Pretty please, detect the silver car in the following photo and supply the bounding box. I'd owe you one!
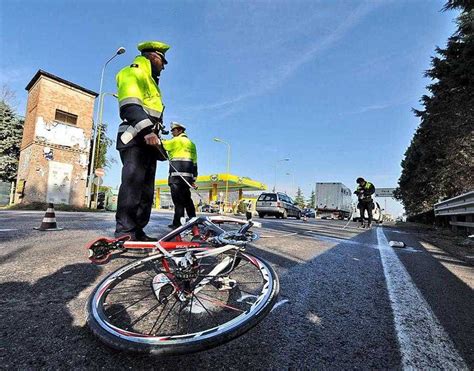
[256,192,302,219]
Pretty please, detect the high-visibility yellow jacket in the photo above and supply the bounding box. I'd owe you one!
[355,181,375,202]
[162,133,198,184]
[115,55,164,148]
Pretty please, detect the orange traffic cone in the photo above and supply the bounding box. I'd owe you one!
[34,203,63,231]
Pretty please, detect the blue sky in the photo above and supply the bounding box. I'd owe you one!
[0,0,457,216]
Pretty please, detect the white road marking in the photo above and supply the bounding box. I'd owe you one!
[304,231,379,249]
[277,232,298,238]
[281,220,360,232]
[376,227,467,369]
[0,229,17,232]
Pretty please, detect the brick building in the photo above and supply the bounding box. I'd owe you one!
[15,70,98,206]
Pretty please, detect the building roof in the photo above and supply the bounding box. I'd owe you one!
[155,173,267,193]
[25,70,98,97]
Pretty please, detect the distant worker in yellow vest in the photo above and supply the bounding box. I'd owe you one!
[160,122,198,229]
[114,41,170,241]
[354,177,375,228]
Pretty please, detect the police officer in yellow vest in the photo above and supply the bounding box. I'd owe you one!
[354,177,375,228]
[114,41,170,241]
[160,122,198,229]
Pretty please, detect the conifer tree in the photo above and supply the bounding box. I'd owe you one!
[396,1,474,214]
[307,190,316,208]
[294,187,305,208]
[0,100,24,182]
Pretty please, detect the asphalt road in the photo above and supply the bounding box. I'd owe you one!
[0,210,472,369]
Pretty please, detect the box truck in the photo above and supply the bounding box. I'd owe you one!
[315,182,352,220]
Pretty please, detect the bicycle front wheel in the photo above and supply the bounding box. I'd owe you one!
[86,248,279,355]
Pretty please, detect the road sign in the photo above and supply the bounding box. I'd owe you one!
[95,168,105,177]
[93,176,103,186]
[375,188,396,197]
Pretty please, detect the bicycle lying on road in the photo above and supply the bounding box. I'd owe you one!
[85,214,279,355]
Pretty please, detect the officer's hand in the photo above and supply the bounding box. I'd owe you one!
[191,183,198,190]
[144,133,160,146]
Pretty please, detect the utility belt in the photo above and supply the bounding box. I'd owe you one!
[117,118,168,161]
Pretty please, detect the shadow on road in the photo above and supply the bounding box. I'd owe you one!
[1,224,472,369]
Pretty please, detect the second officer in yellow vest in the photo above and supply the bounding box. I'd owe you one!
[161,122,198,229]
[354,177,376,228]
[114,41,169,241]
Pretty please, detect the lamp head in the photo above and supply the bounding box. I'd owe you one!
[213,138,221,142]
[116,47,126,55]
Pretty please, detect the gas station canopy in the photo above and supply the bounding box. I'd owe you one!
[154,174,266,209]
[155,173,267,193]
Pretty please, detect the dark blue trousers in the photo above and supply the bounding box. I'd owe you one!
[115,146,157,238]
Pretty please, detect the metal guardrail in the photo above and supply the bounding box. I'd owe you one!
[434,191,474,231]
[434,191,474,216]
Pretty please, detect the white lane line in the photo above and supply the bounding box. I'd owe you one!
[376,227,467,370]
[281,220,361,232]
[304,231,380,249]
[277,232,298,238]
[0,229,18,232]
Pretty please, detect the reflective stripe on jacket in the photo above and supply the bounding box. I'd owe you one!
[116,55,164,145]
[162,133,198,184]
[356,181,375,201]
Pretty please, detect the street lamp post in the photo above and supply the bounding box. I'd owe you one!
[213,138,231,213]
[86,46,126,208]
[274,158,290,191]
[93,93,118,207]
[286,172,295,196]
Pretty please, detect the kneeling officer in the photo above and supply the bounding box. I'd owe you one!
[354,177,375,228]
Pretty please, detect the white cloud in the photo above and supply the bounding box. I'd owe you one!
[186,1,384,116]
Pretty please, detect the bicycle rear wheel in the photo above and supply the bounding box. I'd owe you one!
[86,248,279,355]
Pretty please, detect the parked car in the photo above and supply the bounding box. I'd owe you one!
[302,208,316,218]
[201,204,218,213]
[201,201,225,213]
[352,201,383,223]
[256,192,302,219]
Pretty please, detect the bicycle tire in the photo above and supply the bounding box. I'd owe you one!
[86,248,279,355]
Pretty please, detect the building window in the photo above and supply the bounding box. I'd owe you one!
[55,109,78,125]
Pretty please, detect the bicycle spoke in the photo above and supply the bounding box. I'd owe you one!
[127,302,162,329]
[195,293,244,313]
[187,292,196,334]
[148,301,169,335]
[106,284,150,292]
[228,261,252,273]
[107,292,155,319]
[154,298,179,334]
[193,293,219,326]
[119,276,150,283]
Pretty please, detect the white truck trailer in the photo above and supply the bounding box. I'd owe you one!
[315,182,352,220]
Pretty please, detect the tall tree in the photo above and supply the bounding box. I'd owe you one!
[0,100,24,182]
[307,190,316,208]
[294,187,305,208]
[396,1,474,215]
[95,123,115,170]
